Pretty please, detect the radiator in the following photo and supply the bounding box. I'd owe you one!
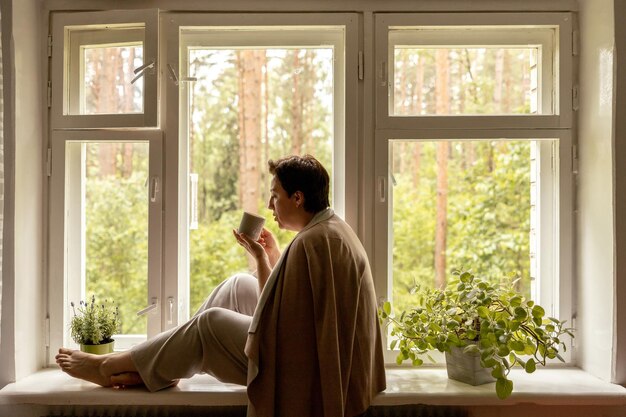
[366,405,468,417]
[41,405,247,417]
[35,404,467,417]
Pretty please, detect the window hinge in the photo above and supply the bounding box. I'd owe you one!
[572,144,579,175]
[358,51,364,80]
[47,34,52,57]
[44,316,50,348]
[572,85,579,111]
[47,80,52,108]
[46,148,52,177]
[572,30,580,56]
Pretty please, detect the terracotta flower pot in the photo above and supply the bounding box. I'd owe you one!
[80,340,115,355]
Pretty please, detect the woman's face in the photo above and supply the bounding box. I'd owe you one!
[267,176,300,231]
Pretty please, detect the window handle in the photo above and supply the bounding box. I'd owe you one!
[167,63,179,86]
[190,173,198,230]
[137,297,158,316]
[378,176,386,203]
[167,297,174,325]
[150,176,159,203]
[379,61,387,86]
[167,63,197,86]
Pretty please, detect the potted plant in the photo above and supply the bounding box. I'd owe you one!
[70,295,121,354]
[379,270,574,399]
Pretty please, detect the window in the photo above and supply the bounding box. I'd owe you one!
[50,9,158,128]
[48,10,161,358]
[372,13,574,362]
[163,13,357,325]
[49,130,163,352]
[47,9,575,367]
[48,11,357,360]
[375,13,573,129]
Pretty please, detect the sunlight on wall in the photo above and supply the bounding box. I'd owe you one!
[577,0,616,381]
[0,4,4,344]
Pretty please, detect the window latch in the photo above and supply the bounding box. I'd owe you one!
[167,63,179,85]
[131,59,156,85]
[150,176,160,203]
[167,297,174,325]
[378,176,386,203]
[167,63,198,86]
[190,173,198,230]
[137,297,158,316]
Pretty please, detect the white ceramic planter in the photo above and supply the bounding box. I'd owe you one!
[445,344,495,386]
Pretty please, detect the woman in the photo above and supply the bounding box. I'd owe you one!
[56,154,386,417]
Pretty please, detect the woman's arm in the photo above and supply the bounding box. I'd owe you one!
[232,228,280,291]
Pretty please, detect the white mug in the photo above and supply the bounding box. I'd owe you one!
[238,211,265,240]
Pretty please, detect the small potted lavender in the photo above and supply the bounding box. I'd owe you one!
[70,295,121,354]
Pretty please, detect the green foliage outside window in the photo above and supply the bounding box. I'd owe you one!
[85,171,149,335]
[391,141,532,318]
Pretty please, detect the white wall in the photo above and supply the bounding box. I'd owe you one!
[612,0,626,386]
[12,0,44,378]
[577,0,616,381]
[0,0,16,390]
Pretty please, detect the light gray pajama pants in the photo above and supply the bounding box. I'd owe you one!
[130,273,260,391]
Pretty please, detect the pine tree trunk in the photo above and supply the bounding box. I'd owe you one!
[304,51,315,154]
[262,52,269,190]
[237,50,264,269]
[290,51,302,155]
[494,49,505,113]
[434,49,450,289]
[98,49,118,177]
[124,48,136,113]
[503,50,512,113]
[412,55,424,186]
[237,50,263,214]
[435,142,449,289]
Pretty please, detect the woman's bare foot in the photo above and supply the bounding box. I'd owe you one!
[110,372,143,388]
[110,373,178,389]
[55,348,112,387]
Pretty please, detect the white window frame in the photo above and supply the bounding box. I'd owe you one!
[45,8,576,369]
[375,12,573,130]
[50,9,159,128]
[372,12,575,365]
[48,129,163,362]
[161,13,359,326]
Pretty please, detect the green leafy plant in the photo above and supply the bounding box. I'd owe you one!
[70,295,121,345]
[379,270,574,399]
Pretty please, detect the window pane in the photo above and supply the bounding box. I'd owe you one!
[82,44,144,114]
[68,142,150,336]
[65,26,145,116]
[389,140,543,317]
[186,47,334,314]
[392,48,538,116]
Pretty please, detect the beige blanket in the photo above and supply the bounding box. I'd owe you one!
[245,209,386,417]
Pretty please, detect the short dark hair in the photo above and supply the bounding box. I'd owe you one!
[268,154,330,213]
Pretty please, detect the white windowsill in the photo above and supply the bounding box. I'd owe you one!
[1,367,625,408]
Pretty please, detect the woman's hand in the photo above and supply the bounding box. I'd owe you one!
[232,230,267,262]
[233,229,274,291]
[258,228,281,267]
